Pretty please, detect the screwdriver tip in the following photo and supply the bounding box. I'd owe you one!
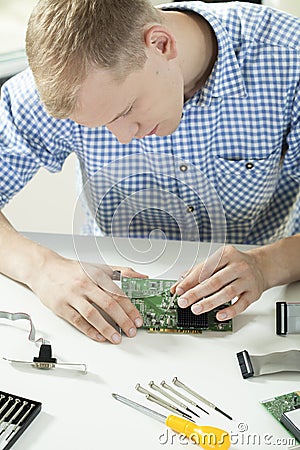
[215,406,233,421]
[196,404,209,415]
[186,406,200,418]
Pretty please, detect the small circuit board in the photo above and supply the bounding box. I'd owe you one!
[261,391,300,442]
[121,277,232,333]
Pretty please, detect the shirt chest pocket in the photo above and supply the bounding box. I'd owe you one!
[214,151,280,222]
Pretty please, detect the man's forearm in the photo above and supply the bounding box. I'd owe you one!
[0,211,53,288]
[0,211,145,343]
[249,234,300,290]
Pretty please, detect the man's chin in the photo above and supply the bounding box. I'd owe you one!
[157,119,181,137]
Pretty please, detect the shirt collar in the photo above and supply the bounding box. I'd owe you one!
[160,1,248,106]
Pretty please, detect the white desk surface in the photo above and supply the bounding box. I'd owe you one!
[1,232,299,450]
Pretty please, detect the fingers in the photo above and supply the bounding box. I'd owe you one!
[91,264,146,329]
[112,265,148,279]
[178,265,238,307]
[171,246,227,294]
[173,245,264,320]
[36,257,146,344]
[170,270,194,293]
[93,274,144,329]
[47,265,144,344]
[196,246,227,283]
[82,281,144,343]
[83,265,144,333]
[180,283,253,321]
[57,303,107,342]
[58,287,139,344]
[214,293,253,320]
[175,247,228,294]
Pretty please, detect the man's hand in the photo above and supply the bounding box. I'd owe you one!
[29,252,147,343]
[171,245,267,321]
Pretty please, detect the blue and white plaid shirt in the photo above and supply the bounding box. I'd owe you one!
[0,1,300,244]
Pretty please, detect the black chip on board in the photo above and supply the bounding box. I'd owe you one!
[177,305,209,329]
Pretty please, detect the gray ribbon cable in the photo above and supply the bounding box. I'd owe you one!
[0,311,45,344]
[237,349,300,378]
[0,311,87,373]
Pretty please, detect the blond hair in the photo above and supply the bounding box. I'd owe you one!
[26,0,162,118]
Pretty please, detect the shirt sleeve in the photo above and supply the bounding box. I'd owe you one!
[0,70,74,209]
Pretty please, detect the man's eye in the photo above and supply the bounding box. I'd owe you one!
[122,105,133,118]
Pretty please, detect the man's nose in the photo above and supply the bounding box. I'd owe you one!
[106,121,139,144]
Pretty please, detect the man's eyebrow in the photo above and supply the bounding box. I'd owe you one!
[106,104,132,125]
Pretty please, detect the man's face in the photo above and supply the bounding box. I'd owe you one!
[71,48,185,144]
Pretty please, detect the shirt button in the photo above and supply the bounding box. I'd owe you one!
[186,205,194,213]
[180,164,188,172]
[245,162,254,170]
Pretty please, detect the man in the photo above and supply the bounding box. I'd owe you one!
[0,0,299,344]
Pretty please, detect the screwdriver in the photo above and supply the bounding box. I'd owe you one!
[112,393,231,450]
[172,377,233,421]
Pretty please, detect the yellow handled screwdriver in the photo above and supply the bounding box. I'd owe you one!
[112,393,230,450]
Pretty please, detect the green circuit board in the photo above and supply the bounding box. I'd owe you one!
[121,277,232,333]
[261,391,300,422]
[261,391,300,443]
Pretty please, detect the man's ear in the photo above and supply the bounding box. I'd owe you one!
[144,25,177,60]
